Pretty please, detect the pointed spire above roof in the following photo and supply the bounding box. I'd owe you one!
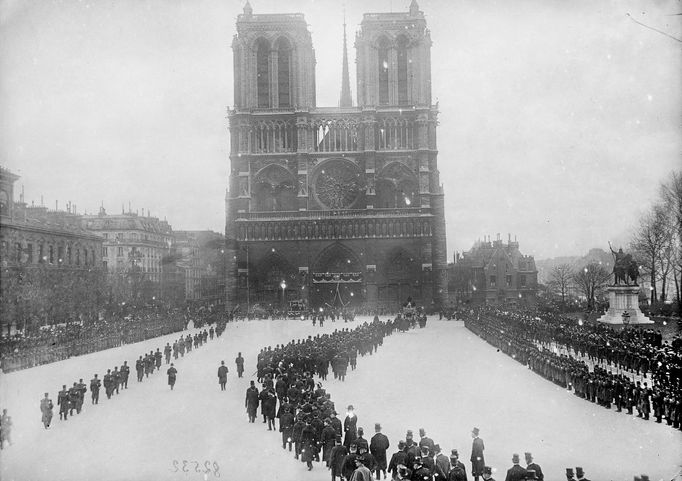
[243,1,253,16]
[409,0,420,16]
[339,9,353,108]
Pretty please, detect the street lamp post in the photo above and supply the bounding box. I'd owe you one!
[280,280,287,313]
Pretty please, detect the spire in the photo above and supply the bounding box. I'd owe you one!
[339,10,353,108]
[409,0,420,16]
[243,1,252,16]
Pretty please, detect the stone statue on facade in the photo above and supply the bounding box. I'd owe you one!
[609,242,639,286]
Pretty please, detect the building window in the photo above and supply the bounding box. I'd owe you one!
[103,233,109,239]
[75,249,80,265]
[67,246,72,264]
[103,246,108,257]
[58,246,64,265]
[520,275,527,287]
[84,249,88,266]
[118,247,123,257]
[396,35,409,105]
[15,243,22,264]
[377,37,390,105]
[256,38,270,108]
[489,275,496,287]
[277,38,291,108]
[49,245,54,264]
[26,243,33,264]
[506,275,512,287]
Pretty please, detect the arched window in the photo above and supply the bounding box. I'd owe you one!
[277,38,291,108]
[397,35,409,105]
[256,39,270,108]
[377,37,390,105]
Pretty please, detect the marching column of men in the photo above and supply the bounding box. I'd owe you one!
[42,327,219,428]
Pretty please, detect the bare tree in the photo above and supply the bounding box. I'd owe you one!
[572,262,610,311]
[661,171,682,312]
[630,204,669,302]
[548,263,574,304]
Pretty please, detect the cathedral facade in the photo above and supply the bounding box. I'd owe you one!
[225,1,448,312]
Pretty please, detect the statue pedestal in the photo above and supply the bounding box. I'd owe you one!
[597,285,653,325]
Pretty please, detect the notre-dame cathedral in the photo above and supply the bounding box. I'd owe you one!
[225,0,448,312]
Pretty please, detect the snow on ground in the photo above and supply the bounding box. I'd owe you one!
[0,318,680,481]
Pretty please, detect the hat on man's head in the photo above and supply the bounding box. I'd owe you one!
[566,468,575,476]
[576,467,585,478]
[450,449,459,458]
[512,453,520,463]
[375,423,381,431]
[406,430,414,438]
[483,467,492,475]
[347,404,354,410]
[398,440,406,449]
[433,444,441,453]
[472,427,480,436]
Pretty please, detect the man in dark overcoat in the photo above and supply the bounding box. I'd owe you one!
[245,380,259,423]
[370,423,390,480]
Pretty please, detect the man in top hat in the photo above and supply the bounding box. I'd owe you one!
[471,427,485,481]
[524,453,543,481]
[419,428,435,456]
[405,430,420,466]
[434,444,451,479]
[482,466,495,481]
[356,427,369,453]
[565,468,575,480]
[388,441,409,479]
[504,454,526,481]
[370,423,390,480]
[575,467,590,481]
[448,449,467,481]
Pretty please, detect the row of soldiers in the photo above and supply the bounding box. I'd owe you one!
[464,311,682,431]
[246,318,408,474]
[39,324,224,430]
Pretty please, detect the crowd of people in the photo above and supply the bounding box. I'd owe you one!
[35,318,228,433]
[463,307,682,431]
[0,305,227,373]
[243,314,571,481]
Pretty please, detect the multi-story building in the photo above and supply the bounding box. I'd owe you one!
[0,166,105,332]
[82,208,173,303]
[449,235,538,306]
[173,230,226,306]
[225,1,448,312]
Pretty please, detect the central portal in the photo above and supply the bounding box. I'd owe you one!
[310,243,364,309]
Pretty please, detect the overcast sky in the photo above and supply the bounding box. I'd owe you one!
[1,0,680,260]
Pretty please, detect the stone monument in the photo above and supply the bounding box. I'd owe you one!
[597,244,653,324]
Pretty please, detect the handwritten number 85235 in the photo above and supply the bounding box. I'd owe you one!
[172,460,220,477]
